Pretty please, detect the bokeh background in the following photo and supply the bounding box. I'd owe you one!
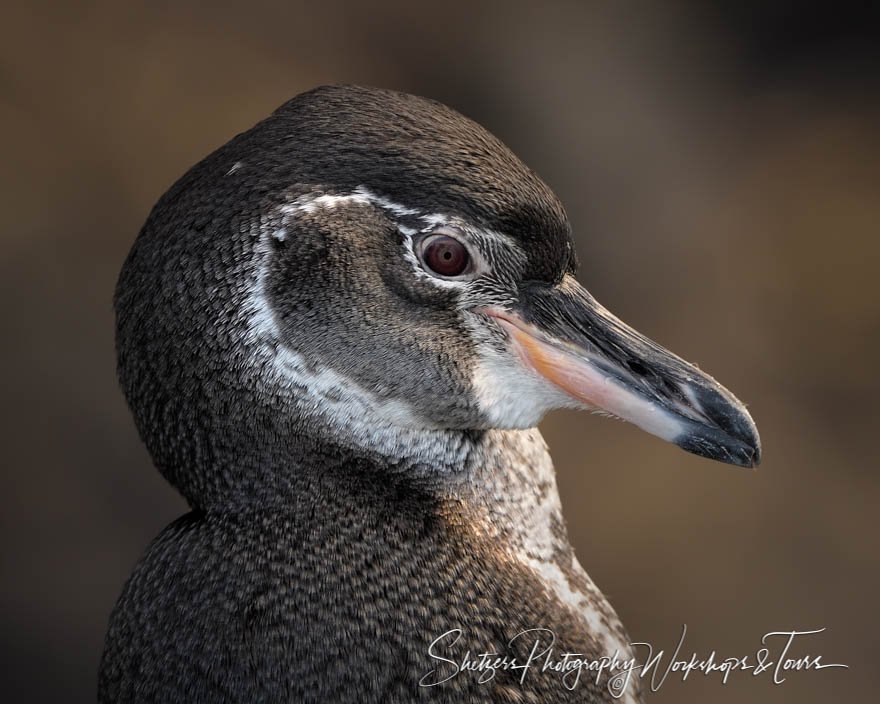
[2,1,877,702]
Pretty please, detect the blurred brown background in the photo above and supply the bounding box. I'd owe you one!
[2,1,878,702]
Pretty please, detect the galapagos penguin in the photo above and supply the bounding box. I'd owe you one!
[100,85,760,703]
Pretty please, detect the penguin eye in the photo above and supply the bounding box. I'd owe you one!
[420,233,472,278]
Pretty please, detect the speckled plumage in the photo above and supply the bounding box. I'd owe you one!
[101,431,637,703]
[102,84,758,703]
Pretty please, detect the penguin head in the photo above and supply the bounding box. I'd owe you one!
[116,85,759,508]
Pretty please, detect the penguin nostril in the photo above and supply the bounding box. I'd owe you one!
[627,360,648,377]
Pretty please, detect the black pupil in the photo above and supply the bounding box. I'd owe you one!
[424,236,469,276]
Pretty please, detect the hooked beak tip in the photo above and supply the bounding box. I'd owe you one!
[675,428,761,469]
[675,381,762,469]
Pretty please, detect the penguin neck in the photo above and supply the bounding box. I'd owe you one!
[235,308,568,545]
[280,394,572,566]
[283,396,539,489]
[278,416,586,634]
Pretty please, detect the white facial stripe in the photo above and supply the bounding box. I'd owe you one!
[281,186,420,218]
[418,212,448,229]
[244,225,281,342]
[244,220,451,457]
[273,344,432,434]
[353,185,419,217]
[263,187,536,430]
[280,187,527,292]
[281,191,374,215]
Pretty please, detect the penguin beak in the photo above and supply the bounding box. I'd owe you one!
[483,275,761,468]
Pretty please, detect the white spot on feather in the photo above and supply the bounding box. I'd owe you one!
[281,186,421,218]
[283,191,372,215]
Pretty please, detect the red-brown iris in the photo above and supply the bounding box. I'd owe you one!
[422,234,470,277]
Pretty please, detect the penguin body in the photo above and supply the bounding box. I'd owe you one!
[101,85,759,703]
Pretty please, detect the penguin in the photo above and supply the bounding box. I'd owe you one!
[100,85,760,704]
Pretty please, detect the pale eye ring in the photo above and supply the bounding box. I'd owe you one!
[419,233,473,278]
